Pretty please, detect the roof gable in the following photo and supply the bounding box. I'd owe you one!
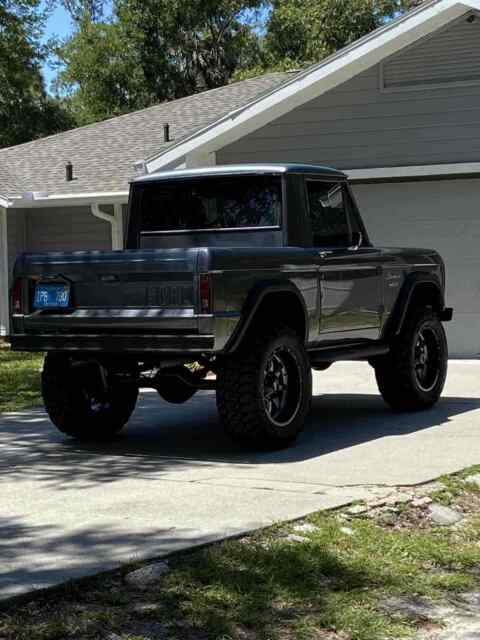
[146,0,480,173]
[381,10,480,91]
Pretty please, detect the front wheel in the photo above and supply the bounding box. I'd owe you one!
[216,326,312,450]
[375,308,448,412]
[42,354,138,440]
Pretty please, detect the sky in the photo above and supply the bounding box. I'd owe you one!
[41,1,114,90]
[41,3,73,90]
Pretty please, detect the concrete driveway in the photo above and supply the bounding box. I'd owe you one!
[1,361,480,601]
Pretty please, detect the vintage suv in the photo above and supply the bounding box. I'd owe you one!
[10,164,453,449]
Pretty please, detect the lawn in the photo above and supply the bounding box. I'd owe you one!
[0,349,44,412]
[1,466,479,640]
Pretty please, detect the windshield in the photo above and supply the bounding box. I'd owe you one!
[139,175,283,233]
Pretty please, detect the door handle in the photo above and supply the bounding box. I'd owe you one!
[318,250,333,259]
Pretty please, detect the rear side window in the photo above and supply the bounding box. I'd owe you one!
[306,180,350,247]
[139,175,282,234]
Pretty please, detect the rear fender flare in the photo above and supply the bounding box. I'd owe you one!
[223,281,309,353]
[383,272,450,339]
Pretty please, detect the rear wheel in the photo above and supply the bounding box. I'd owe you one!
[375,308,447,412]
[216,326,312,450]
[42,354,138,440]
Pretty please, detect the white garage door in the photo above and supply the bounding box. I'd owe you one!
[353,179,480,358]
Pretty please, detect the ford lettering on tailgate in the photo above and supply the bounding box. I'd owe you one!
[146,284,193,307]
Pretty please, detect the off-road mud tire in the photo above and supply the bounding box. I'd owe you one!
[216,326,312,450]
[42,353,138,439]
[375,308,447,412]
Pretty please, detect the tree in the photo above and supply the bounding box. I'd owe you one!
[115,0,264,98]
[61,0,104,23]
[0,0,74,148]
[264,0,419,70]
[55,0,265,124]
[54,18,150,125]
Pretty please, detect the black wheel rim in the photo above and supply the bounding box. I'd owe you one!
[262,346,302,427]
[414,326,440,392]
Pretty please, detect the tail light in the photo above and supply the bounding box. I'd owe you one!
[11,278,24,315]
[199,273,213,314]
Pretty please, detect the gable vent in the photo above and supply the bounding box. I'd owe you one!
[381,13,480,92]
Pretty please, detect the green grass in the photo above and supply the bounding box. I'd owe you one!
[0,349,43,412]
[1,468,480,640]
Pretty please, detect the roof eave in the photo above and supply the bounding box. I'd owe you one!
[146,0,478,174]
[7,190,129,209]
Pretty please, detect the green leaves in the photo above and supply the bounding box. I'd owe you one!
[0,0,74,148]
[263,0,416,70]
[54,0,266,125]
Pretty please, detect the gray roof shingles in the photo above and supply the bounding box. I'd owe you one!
[0,72,294,199]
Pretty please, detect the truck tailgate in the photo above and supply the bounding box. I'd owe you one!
[12,248,202,335]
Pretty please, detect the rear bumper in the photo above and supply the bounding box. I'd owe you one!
[9,333,215,354]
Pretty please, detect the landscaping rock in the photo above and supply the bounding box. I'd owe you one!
[132,602,162,615]
[412,496,433,508]
[377,512,397,526]
[348,504,368,515]
[368,492,414,509]
[283,534,309,544]
[455,592,480,608]
[465,474,480,489]
[340,526,354,536]
[293,523,319,534]
[428,504,463,526]
[383,595,441,620]
[125,561,169,589]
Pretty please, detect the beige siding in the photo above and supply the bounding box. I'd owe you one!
[24,206,111,254]
[217,15,480,170]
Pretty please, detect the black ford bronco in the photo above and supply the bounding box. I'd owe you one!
[10,164,453,449]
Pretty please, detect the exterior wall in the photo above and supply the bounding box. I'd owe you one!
[24,206,111,254]
[7,210,25,284]
[382,12,480,91]
[217,15,480,170]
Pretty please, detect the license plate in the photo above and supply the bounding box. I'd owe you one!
[34,283,70,309]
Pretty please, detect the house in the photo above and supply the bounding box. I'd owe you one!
[1,0,480,356]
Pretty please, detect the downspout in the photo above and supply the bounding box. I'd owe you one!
[0,207,9,336]
[91,203,124,250]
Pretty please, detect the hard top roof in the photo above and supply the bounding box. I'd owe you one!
[133,163,346,184]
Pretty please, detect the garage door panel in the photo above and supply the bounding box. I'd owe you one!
[353,180,480,357]
[445,313,480,357]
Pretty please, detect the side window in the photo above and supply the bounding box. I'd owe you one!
[306,180,351,247]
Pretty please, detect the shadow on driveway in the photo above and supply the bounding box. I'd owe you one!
[1,390,478,488]
[1,387,480,601]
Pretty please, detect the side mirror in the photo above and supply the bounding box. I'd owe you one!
[348,231,363,251]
